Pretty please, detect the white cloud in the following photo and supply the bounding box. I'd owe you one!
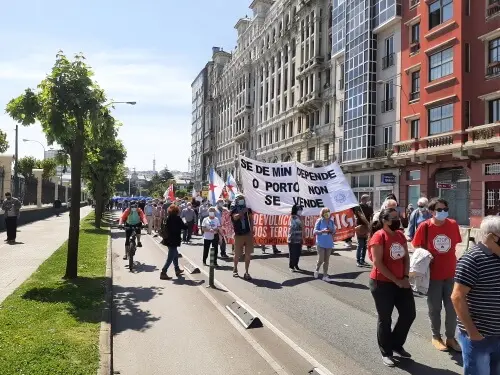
[0,47,193,171]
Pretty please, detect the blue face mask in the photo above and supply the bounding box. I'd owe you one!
[435,211,448,221]
[238,199,245,206]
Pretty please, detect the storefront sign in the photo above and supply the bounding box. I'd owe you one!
[436,182,457,190]
[239,156,358,216]
[381,173,396,184]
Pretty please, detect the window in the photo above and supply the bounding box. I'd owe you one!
[339,63,345,89]
[465,100,470,127]
[324,103,330,123]
[408,170,421,180]
[487,38,500,76]
[382,36,395,69]
[410,119,420,138]
[408,185,421,208]
[429,103,453,135]
[308,147,316,161]
[281,123,286,140]
[383,126,393,146]
[382,81,394,112]
[323,144,330,161]
[410,23,420,54]
[489,99,500,123]
[429,47,453,81]
[288,121,293,138]
[296,150,301,162]
[429,0,453,29]
[298,117,302,133]
[410,71,420,101]
[465,0,470,16]
[465,43,470,73]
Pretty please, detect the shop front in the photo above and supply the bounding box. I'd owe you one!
[347,169,400,210]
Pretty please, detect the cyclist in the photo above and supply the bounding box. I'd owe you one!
[119,200,147,260]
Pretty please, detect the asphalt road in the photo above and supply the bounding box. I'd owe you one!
[176,238,463,375]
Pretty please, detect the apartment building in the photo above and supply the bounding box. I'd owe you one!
[395,0,500,226]
[331,0,403,208]
[205,0,334,182]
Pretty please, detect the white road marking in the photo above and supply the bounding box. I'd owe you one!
[149,236,335,375]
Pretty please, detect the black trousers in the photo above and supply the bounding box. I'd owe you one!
[369,279,416,357]
[288,243,302,268]
[203,234,219,265]
[183,221,194,242]
[5,216,17,241]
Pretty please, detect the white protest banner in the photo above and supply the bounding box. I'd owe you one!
[296,160,359,216]
[239,156,358,216]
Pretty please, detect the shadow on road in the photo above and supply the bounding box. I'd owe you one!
[133,262,159,273]
[113,285,162,334]
[394,357,462,374]
[22,277,107,323]
[172,276,205,287]
[248,277,283,289]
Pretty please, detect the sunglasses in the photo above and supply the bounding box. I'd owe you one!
[435,207,449,212]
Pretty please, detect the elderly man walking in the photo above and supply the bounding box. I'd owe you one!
[451,215,500,375]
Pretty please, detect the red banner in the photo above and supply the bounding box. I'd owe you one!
[221,209,355,246]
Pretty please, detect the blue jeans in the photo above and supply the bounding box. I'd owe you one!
[161,246,179,273]
[356,237,367,263]
[458,330,500,375]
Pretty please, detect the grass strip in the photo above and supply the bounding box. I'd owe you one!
[0,211,110,375]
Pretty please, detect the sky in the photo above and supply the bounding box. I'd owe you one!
[0,0,251,172]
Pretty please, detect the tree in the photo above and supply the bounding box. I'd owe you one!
[159,166,174,183]
[17,156,38,180]
[5,51,107,279]
[38,158,58,180]
[0,130,8,153]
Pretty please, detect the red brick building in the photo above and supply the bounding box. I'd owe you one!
[394,0,500,226]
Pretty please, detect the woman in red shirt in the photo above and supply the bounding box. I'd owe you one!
[369,208,416,368]
[412,197,462,353]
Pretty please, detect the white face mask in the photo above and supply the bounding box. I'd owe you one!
[209,212,215,218]
[297,210,303,216]
[131,207,137,212]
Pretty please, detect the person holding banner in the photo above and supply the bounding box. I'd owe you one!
[288,204,304,271]
[313,208,336,281]
[231,193,253,280]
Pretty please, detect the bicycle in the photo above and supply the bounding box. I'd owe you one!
[123,225,139,271]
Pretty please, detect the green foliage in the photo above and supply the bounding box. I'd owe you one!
[158,166,174,182]
[0,130,9,153]
[17,156,38,180]
[39,158,58,180]
[175,189,188,198]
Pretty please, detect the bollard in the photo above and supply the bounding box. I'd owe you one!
[207,246,215,288]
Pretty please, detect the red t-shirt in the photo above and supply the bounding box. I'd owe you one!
[369,229,407,282]
[411,218,461,280]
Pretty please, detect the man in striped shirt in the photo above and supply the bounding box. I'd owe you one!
[451,216,500,375]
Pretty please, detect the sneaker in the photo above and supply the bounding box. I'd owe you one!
[273,250,282,254]
[314,271,319,279]
[290,268,296,272]
[432,337,448,351]
[175,269,184,276]
[322,275,331,282]
[393,347,412,358]
[356,262,363,267]
[137,242,143,248]
[243,273,252,280]
[446,338,462,352]
[160,272,172,280]
[382,356,395,367]
[233,269,239,277]
[294,266,301,271]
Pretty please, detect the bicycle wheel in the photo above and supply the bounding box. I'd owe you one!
[129,244,135,271]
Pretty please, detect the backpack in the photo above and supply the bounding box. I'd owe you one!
[145,205,153,216]
[127,209,140,225]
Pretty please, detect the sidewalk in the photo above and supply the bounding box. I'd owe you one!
[0,206,93,304]
[111,226,278,375]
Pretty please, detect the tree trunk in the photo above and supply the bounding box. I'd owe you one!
[64,131,84,280]
[94,197,103,228]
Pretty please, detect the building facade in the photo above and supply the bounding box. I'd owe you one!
[396,0,500,226]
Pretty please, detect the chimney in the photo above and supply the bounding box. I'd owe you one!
[212,47,221,54]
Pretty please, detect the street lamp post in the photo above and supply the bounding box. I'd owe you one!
[22,139,46,155]
[105,101,137,108]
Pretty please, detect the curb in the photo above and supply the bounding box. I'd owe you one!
[98,232,113,375]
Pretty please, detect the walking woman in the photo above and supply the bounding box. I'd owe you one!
[313,207,336,281]
[369,208,416,367]
[288,204,304,272]
[159,204,187,280]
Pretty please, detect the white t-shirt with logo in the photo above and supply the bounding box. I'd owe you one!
[202,217,220,241]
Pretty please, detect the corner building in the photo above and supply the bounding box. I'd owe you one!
[395,0,500,226]
[332,0,403,208]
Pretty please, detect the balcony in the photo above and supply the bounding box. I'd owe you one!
[487,0,500,17]
[486,61,500,77]
[465,123,500,155]
[410,91,420,101]
[410,0,420,8]
[427,134,454,148]
[234,126,250,142]
[381,98,394,113]
[373,143,394,158]
[410,42,420,54]
[382,53,395,70]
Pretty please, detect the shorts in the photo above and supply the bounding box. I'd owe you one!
[234,233,254,257]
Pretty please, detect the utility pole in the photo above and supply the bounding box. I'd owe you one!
[14,125,19,197]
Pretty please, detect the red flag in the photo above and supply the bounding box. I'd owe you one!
[164,184,175,201]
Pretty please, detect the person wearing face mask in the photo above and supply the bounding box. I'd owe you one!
[288,205,304,272]
[215,199,228,258]
[451,215,500,375]
[144,200,154,235]
[180,203,196,243]
[372,199,398,223]
[412,198,462,353]
[368,207,415,367]
[407,197,432,241]
[313,208,336,281]
[230,193,253,280]
[2,192,22,243]
[202,207,221,266]
[119,201,148,260]
[199,201,209,229]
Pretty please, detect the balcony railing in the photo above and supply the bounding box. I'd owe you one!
[487,61,500,76]
[381,98,395,113]
[427,135,454,148]
[472,127,496,141]
[399,143,412,153]
[373,143,394,158]
[410,0,420,8]
[410,91,420,101]
[382,53,395,70]
[487,0,500,17]
[410,42,420,54]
